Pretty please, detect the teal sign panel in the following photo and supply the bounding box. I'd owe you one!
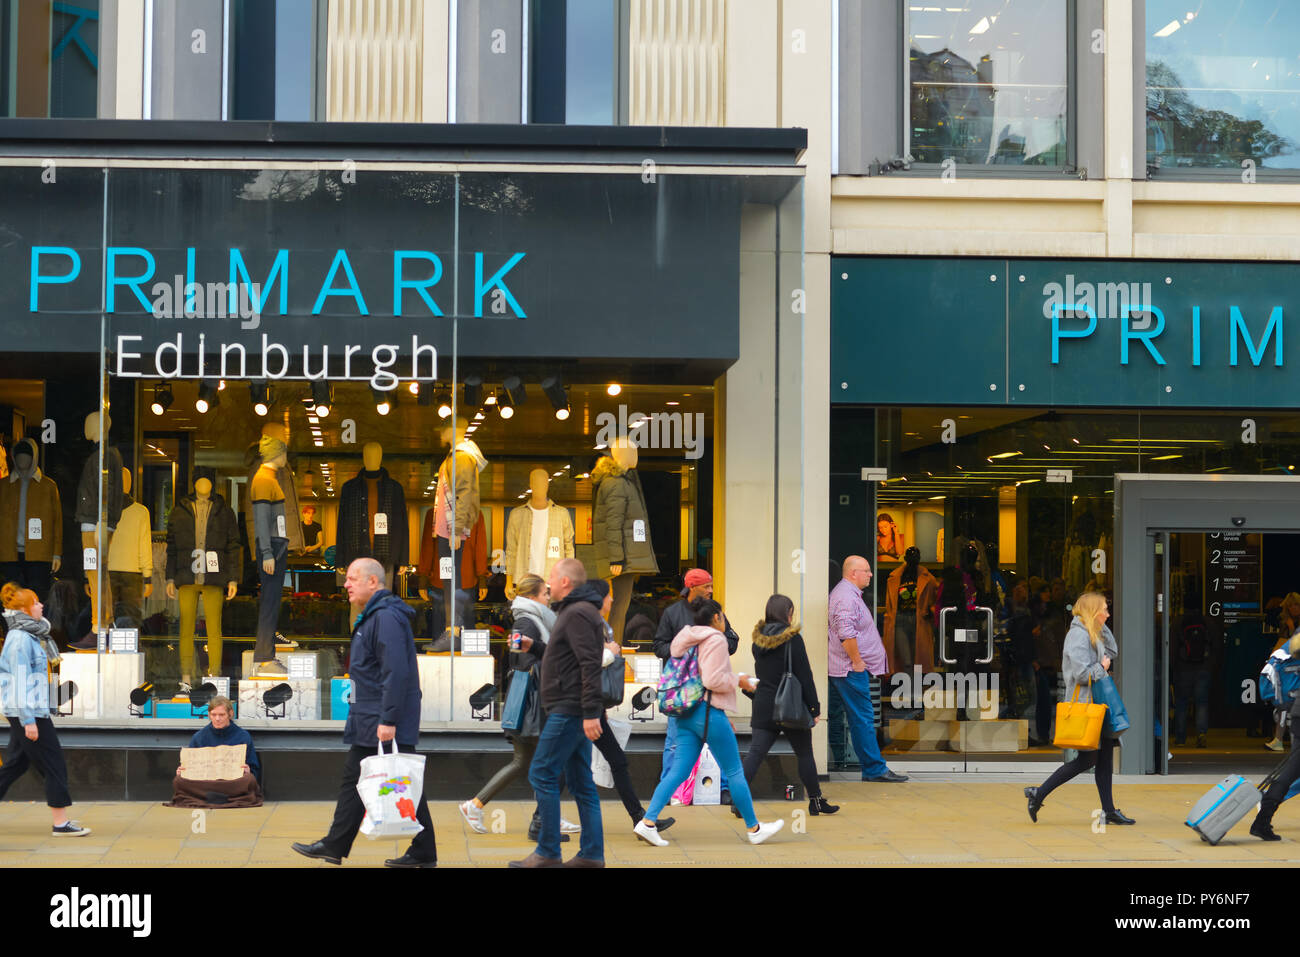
[834,257,1297,408]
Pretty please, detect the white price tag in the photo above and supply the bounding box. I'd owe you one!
[287,654,317,680]
[82,547,98,571]
[203,676,231,699]
[439,556,454,580]
[374,512,388,535]
[276,514,287,538]
[27,517,42,541]
[462,629,490,655]
[547,536,561,559]
[632,519,646,543]
[108,628,139,653]
[206,551,220,573]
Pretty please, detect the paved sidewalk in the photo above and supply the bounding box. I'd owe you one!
[2,776,1298,867]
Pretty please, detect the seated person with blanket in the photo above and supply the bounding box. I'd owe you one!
[167,695,263,809]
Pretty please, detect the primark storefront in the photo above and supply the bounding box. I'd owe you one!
[834,256,1300,776]
[0,120,806,799]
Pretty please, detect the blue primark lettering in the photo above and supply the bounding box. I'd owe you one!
[393,251,444,316]
[1229,305,1283,367]
[1192,305,1202,366]
[1051,303,1096,363]
[473,252,526,317]
[229,249,289,315]
[1121,304,1166,365]
[29,246,81,311]
[185,247,196,313]
[312,249,368,315]
[106,247,157,312]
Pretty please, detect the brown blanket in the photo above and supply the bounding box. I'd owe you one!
[165,772,263,809]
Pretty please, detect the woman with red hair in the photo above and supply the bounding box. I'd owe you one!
[0,582,90,835]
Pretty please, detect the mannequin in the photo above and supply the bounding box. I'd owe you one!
[504,468,575,597]
[591,438,657,645]
[165,469,239,687]
[301,505,323,555]
[242,423,304,561]
[107,467,153,629]
[335,442,409,588]
[75,411,124,631]
[250,432,293,677]
[430,418,487,635]
[884,546,937,674]
[0,437,62,601]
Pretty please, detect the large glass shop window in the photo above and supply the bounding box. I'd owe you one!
[4,162,804,731]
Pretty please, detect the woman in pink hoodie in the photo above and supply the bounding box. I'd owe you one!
[634,598,786,846]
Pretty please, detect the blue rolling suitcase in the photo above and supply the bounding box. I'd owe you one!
[1186,762,1286,845]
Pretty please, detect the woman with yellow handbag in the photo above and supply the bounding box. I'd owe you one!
[1024,592,1135,826]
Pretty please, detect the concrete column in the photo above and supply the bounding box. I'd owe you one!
[723,0,776,128]
[422,0,449,122]
[99,0,147,119]
[1104,0,1135,257]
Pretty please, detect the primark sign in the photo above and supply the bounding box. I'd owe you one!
[832,258,1300,408]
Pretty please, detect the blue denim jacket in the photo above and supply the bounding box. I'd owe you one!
[0,615,53,725]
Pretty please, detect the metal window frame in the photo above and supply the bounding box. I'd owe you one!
[897,0,1082,178]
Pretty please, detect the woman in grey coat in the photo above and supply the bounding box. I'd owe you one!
[1024,591,1135,826]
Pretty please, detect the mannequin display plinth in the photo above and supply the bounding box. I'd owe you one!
[75,411,124,632]
[0,437,63,602]
[591,440,658,645]
[165,469,240,685]
[107,467,153,629]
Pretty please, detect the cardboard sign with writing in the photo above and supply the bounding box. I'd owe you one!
[179,744,247,781]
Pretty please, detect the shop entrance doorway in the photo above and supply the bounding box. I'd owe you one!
[1117,475,1300,775]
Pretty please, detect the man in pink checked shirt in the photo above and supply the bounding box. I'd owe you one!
[828,556,908,783]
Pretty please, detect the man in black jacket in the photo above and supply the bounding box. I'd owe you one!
[292,558,437,868]
[653,569,739,797]
[510,558,606,868]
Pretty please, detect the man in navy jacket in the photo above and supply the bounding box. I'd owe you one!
[292,558,437,868]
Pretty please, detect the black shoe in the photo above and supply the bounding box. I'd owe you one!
[1024,787,1041,823]
[1196,733,1208,748]
[291,841,341,865]
[732,804,743,819]
[385,852,438,868]
[655,816,675,833]
[810,796,840,815]
[865,770,908,783]
[526,824,569,843]
[1104,809,1136,825]
[1250,819,1281,842]
[719,789,732,805]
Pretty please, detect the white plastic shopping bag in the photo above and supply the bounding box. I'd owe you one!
[691,744,722,805]
[357,740,426,840]
[590,717,632,788]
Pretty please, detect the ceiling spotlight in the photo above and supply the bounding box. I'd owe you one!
[408,381,420,396]
[463,375,483,410]
[150,382,173,416]
[607,383,622,397]
[435,390,454,419]
[217,379,227,391]
[312,380,333,417]
[496,389,514,419]
[502,375,527,407]
[542,375,570,420]
[195,380,219,414]
[250,380,271,417]
[372,386,393,416]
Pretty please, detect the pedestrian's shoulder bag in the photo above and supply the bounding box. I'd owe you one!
[1053,677,1107,751]
[773,640,814,730]
[658,645,706,716]
[601,650,626,709]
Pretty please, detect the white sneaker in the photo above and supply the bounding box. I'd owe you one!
[669,796,684,806]
[458,800,487,834]
[746,819,785,845]
[255,659,288,678]
[560,817,581,833]
[633,819,669,846]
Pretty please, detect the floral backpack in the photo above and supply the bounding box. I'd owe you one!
[658,645,708,716]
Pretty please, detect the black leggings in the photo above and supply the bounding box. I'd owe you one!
[0,717,73,809]
[742,727,821,799]
[1035,736,1116,813]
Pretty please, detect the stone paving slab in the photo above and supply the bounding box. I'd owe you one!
[1,779,1298,866]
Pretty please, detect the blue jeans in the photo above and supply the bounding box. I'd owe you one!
[827,681,848,764]
[829,671,889,779]
[659,716,728,791]
[1173,668,1211,740]
[528,713,603,862]
[645,703,756,827]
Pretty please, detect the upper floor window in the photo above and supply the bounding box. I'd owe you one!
[0,0,100,118]
[907,1,1069,166]
[529,0,621,124]
[1146,1,1300,173]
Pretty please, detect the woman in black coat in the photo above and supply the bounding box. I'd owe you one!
[739,594,839,815]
